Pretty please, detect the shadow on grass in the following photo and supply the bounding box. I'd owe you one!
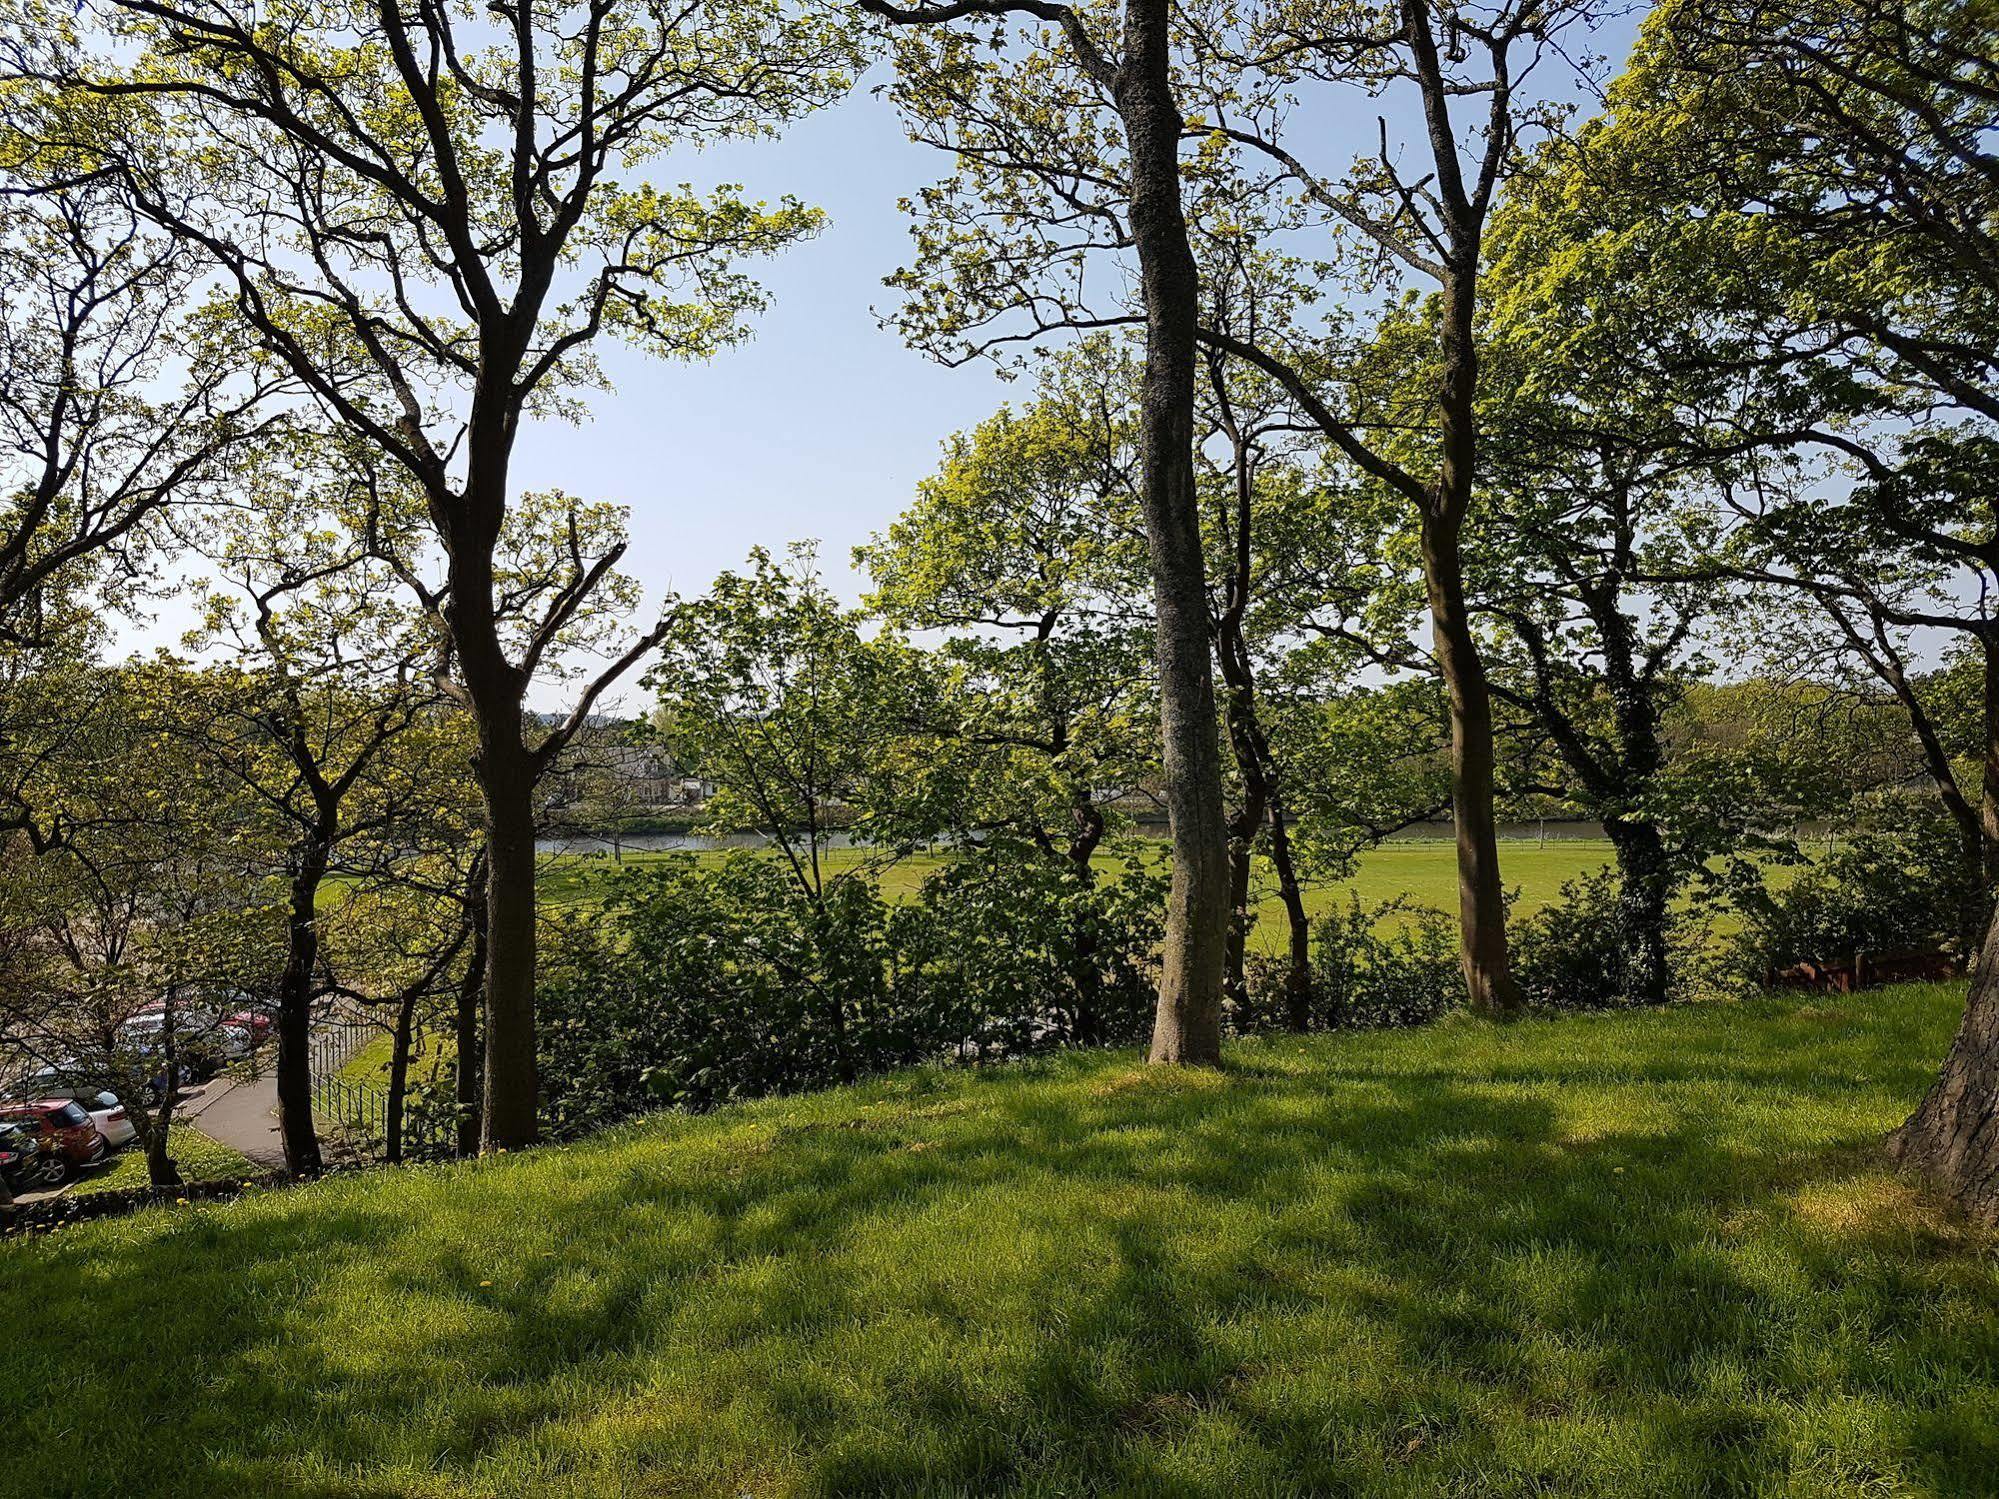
[5,988,1996,1497]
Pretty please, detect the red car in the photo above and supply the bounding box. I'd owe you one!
[0,1099,110,1174]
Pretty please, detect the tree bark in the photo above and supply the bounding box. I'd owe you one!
[455,865,488,1158]
[1065,794,1108,1044]
[385,982,419,1166]
[1981,628,1999,888]
[1888,906,1999,1224]
[1604,818,1671,1006]
[1267,797,1314,1029]
[1119,0,1230,1065]
[274,847,327,1177]
[1421,509,1521,1016]
[478,736,540,1151]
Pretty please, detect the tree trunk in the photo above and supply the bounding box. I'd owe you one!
[1065,795,1107,1044]
[274,852,327,1177]
[455,871,487,1158]
[1604,818,1671,1006]
[1421,511,1521,1016]
[1981,629,1999,889]
[1423,240,1520,1017]
[1118,0,1231,1065]
[1267,797,1314,1030]
[479,740,540,1151]
[1888,907,1999,1224]
[385,985,418,1166]
[143,1112,183,1188]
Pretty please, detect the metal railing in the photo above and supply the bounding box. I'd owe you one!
[306,1013,451,1160]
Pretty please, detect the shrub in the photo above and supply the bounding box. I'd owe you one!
[1736,797,1981,974]
[1305,895,1462,1030]
[531,847,1167,1133]
[892,845,1166,1057]
[1509,870,1736,1010]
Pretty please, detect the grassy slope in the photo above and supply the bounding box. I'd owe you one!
[6,984,1997,1498]
[69,1126,253,1196]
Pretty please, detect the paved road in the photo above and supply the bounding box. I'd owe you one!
[178,1071,287,1168]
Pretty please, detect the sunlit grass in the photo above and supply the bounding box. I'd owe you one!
[6,983,1995,1497]
[67,1126,251,1196]
[536,836,1623,943]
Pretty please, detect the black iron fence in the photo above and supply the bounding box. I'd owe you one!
[306,1013,451,1160]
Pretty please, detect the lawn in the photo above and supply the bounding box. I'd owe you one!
[5,983,1996,1497]
[67,1126,252,1196]
[536,835,1622,943]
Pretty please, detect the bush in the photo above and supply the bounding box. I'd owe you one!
[1736,797,1981,974]
[531,847,1166,1134]
[1508,870,1736,1010]
[892,845,1166,1057]
[1304,895,1462,1030]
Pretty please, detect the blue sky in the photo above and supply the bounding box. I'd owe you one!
[509,76,1014,616]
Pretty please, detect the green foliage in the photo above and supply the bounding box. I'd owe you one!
[1301,895,1463,1031]
[1509,870,1736,1011]
[1736,797,1982,972]
[533,844,1166,1124]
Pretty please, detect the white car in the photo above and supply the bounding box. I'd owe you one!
[79,1090,137,1150]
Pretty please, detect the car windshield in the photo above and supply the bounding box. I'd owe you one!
[52,1102,89,1127]
[91,1092,118,1109]
[0,1123,32,1148]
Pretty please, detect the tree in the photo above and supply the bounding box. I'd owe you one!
[0,661,275,1187]
[862,358,1160,1039]
[0,161,281,646]
[9,0,854,1147]
[860,0,1233,1063]
[1507,0,1999,1210]
[1170,0,1613,1015]
[183,466,466,1174]
[650,544,919,1082]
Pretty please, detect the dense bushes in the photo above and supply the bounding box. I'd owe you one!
[532,848,1165,1134]
[1735,800,1982,973]
[528,806,1985,1134]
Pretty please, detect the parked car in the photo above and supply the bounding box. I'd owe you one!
[117,1010,226,1080]
[222,1004,274,1046]
[0,1121,64,1193]
[76,1090,137,1150]
[0,1099,110,1174]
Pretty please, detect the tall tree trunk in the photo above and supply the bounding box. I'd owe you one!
[1119,0,1230,1064]
[478,737,540,1151]
[1604,818,1671,1006]
[1981,629,1999,889]
[1888,907,1999,1224]
[1065,795,1107,1044]
[1421,511,1521,1016]
[454,889,487,1158]
[385,982,419,1166]
[1267,797,1314,1030]
[1424,247,1520,1016]
[1218,681,1270,1013]
[275,850,327,1177]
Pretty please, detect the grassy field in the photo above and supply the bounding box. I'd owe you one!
[6,983,1995,1497]
[537,835,1622,945]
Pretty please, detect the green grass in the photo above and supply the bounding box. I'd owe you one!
[67,1126,252,1197]
[537,836,1620,943]
[6,983,1996,1497]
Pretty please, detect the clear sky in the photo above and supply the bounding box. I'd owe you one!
[509,74,1015,617]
